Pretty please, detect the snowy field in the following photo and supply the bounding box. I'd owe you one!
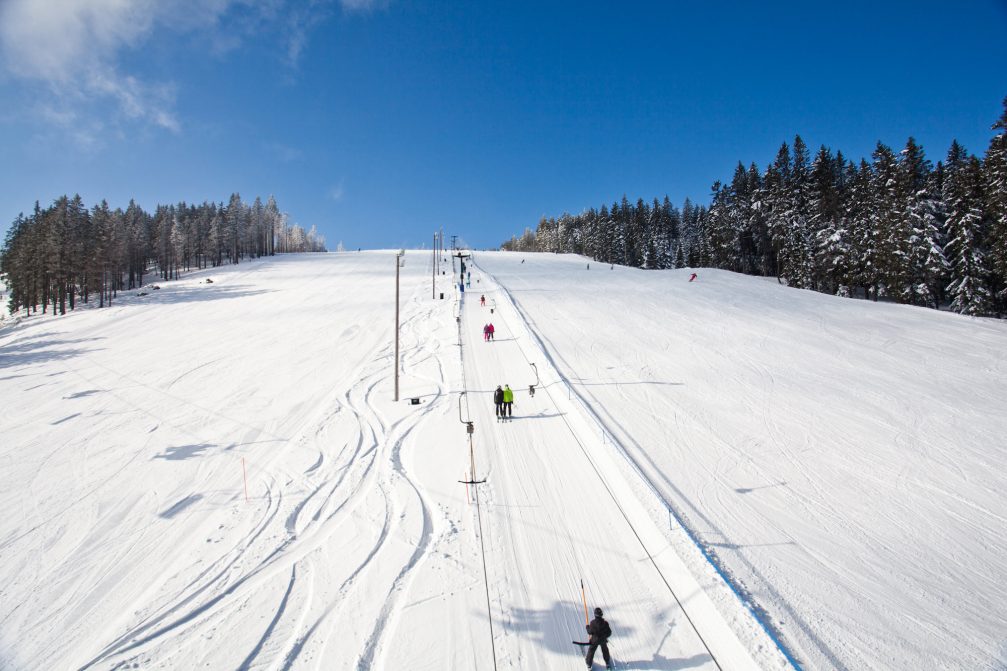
[0,250,1004,670]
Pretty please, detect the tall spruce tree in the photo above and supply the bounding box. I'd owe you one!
[706,181,736,269]
[943,141,992,315]
[765,143,791,281]
[900,138,948,307]
[810,146,842,292]
[747,163,773,276]
[984,97,1007,308]
[871,142,908,299]
[786,136,814,288]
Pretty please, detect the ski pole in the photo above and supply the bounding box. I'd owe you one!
[581,578,589,625]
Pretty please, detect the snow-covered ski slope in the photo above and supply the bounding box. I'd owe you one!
[0,251,784,671]
[472,251,1007,671]
[0,250,1002,670]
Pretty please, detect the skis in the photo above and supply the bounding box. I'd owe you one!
[574,644,617,671]
[577,643,617,668]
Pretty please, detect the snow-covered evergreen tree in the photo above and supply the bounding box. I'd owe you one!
[765,143,791,280]
[984,97,1007,307]
[810,146,842,292]
[729,162,758,274]
[900,138,948,307]
[747,163,773,276]
[841,159,876,299]
[871,142,908,299]
[706,181,736,269]
[944,142,992,315]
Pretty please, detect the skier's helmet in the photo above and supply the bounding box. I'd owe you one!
[594,607,603,617]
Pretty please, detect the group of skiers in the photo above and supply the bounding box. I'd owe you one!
[482,323,496,341]
[493,384,513,419]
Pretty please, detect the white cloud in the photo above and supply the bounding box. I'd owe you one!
[0,0,189,135]
[0,0,374,140]
[329,181,345,201]
[0,0,154,82]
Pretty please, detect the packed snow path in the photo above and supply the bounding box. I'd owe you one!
[452,269,769,670]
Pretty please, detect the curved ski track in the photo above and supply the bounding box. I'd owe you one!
[81,283,451,670]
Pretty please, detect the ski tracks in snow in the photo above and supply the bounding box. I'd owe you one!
[81,280,453,670]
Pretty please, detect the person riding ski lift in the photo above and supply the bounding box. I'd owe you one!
[493,385,505,419]
[480,294,486,307]
[502,384,514,418]
[585,607,612,669]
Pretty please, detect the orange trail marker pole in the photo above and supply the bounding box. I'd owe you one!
[581,578,589,625]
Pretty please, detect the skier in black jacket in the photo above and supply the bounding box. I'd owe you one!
[585,607,612,669]
[493,385,504,418]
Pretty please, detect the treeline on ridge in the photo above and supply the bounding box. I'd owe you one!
[1,193,326,316]
[502,98,1007,317]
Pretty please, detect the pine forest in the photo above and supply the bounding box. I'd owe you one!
[1,194,325,316]
[503,98,1007,318]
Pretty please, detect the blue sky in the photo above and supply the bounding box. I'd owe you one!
[1,1,1005,250]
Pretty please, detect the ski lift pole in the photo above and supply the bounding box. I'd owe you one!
[458,393,484,486]
[461,427,484,486]
[394,250,404,402]
[467,429,479,486]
